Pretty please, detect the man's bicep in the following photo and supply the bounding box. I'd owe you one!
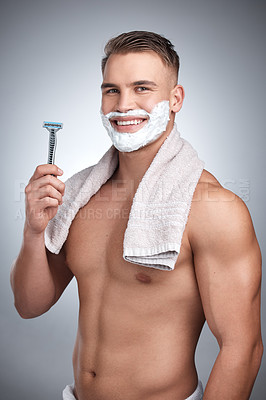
[46,246,74,303]
[193,192,262,346]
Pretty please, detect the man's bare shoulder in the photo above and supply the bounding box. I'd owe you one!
[187,169,255,251]
[195,168,227,194]
[189,168,238,212]
[193,168,238,203]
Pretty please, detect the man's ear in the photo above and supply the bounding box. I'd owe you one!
[169,85,185,113]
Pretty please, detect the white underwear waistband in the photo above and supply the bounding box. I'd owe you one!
[62,380,204,400]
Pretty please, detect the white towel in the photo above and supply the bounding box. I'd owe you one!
[45,123,204,271]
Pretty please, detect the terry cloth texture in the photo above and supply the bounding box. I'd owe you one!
[45,123,204,271]
[62,380,204,399]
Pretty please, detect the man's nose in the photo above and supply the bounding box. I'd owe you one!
[116,91,135,113]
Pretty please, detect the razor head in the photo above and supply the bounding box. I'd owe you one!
[43,121,63,132]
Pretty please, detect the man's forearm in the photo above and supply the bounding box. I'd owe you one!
[203,342,263,399]
[10,227,56,318]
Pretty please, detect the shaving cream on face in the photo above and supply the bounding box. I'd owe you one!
[100,100,170,152]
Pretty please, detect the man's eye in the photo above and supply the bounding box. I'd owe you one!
[106,89,118,94]
[136,87,149,92]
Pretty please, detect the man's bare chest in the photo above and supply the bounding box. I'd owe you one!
[64,181,196,291]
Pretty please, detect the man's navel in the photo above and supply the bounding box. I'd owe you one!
[135,272,152,284]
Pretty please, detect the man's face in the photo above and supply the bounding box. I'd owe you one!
[101,51,176,134]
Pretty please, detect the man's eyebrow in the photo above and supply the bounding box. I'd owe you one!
[101,82,119,90]
[101,80,158,90]
[132,80,158,87]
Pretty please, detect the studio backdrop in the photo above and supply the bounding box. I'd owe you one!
[1,0,265,399]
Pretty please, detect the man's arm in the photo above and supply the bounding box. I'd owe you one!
[10,164,73,319]
[190,184,263,399]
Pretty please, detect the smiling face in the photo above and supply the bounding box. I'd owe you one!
[101,51,178,134]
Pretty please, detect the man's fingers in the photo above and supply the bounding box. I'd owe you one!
[29,164,63,182]
[28,174,65,196]
[31,185,64,205]
[24,165,64,234]
[38,197,60,209]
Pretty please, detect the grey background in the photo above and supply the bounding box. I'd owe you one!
[1,0,265,399]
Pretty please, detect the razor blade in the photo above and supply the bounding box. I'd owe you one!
[43,121,63,133]
[43,121,63,165]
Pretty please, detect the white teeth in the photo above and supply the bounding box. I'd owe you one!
[115,119,143,126]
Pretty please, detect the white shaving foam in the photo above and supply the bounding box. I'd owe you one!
[100,100,170,152]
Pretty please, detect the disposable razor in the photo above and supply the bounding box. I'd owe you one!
[43,121,63,165]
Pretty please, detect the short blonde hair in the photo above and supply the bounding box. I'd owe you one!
[102,31,180,82]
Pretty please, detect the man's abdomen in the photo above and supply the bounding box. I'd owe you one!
[72,275,204,400]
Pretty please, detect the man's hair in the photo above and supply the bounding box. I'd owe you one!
[101,31,180,82]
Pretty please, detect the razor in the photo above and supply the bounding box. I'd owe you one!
[43,121,63,164]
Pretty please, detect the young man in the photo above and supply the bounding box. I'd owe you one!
[11,31,263,400]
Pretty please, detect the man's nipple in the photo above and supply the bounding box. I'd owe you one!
[135,272,152,284]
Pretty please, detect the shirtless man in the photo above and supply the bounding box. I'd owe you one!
[11,31,263,400]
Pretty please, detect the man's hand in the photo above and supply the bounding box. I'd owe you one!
[24,164,65,235]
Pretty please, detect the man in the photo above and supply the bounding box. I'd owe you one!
[11,31,263,400]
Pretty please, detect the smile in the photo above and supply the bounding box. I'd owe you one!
[115,119,144,126]
[109,117,148,132]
